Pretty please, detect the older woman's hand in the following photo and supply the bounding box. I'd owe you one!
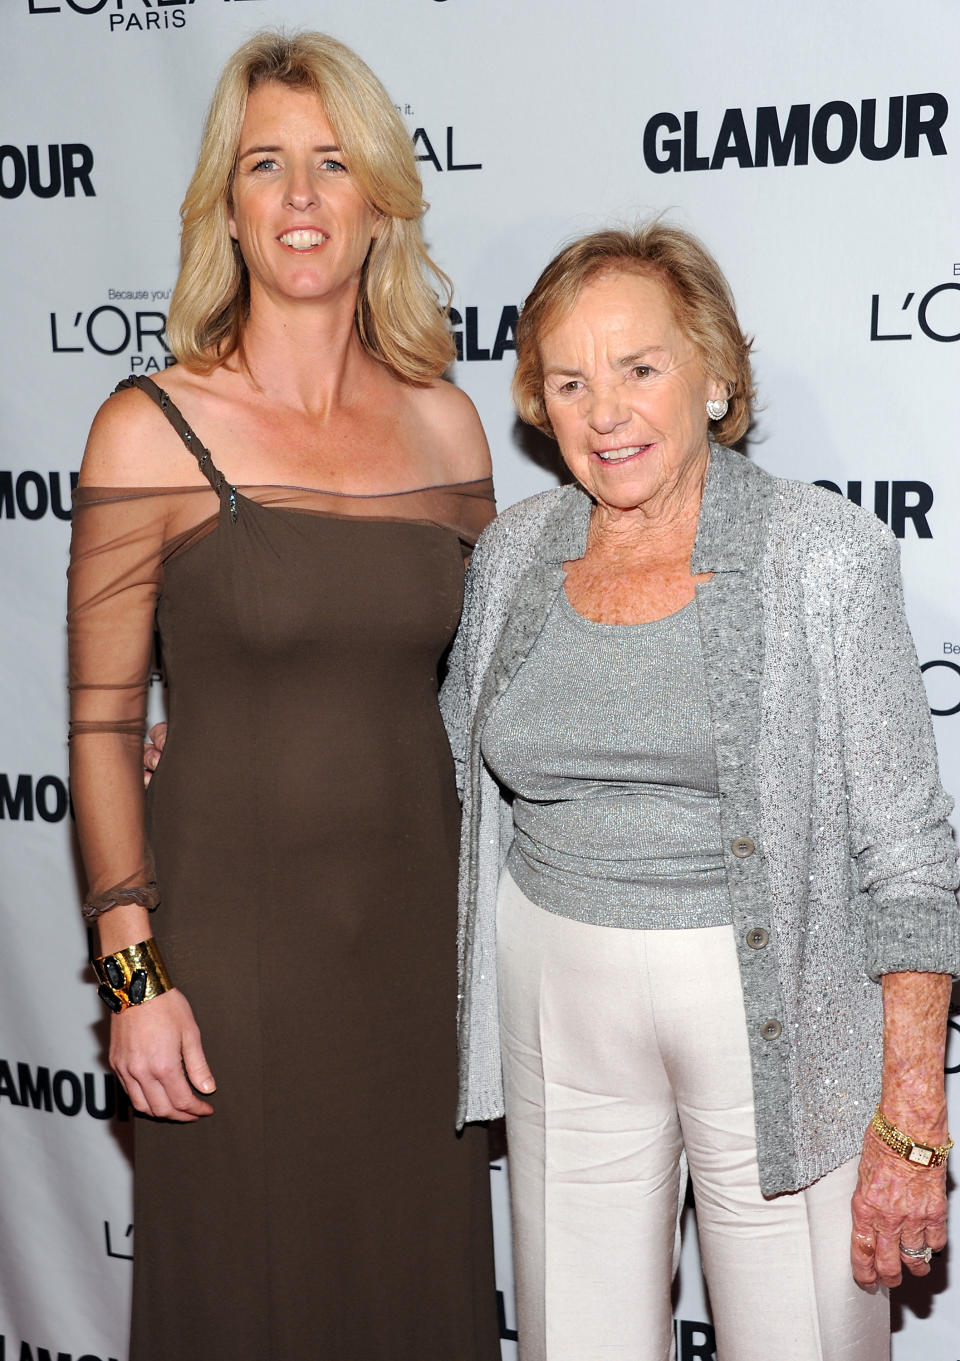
[850,969,952,1289]
[851,1129,948,1288]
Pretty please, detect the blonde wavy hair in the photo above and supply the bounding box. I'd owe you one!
[512,222,755,446]
[165,30,455,382]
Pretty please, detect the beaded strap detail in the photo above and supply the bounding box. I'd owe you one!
[114,375,238,524]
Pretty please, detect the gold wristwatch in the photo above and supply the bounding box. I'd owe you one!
[871,1106,954,1168]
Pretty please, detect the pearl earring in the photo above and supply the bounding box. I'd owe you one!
[706,398,729,421]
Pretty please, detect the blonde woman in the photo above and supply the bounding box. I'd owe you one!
[68,32,499,1361]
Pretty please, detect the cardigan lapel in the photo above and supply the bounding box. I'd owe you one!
[473,485,591,723]
[692,448,771,796]
[691,444,764,575]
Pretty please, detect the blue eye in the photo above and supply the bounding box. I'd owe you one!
[251,158,279,173]
[321,158,347,173]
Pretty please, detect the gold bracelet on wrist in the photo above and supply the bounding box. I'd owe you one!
[93,938,172,1014]
[870,1105,954,1168]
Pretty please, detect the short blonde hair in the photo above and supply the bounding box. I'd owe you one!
[512,223,755,445]
[165,30,455,382]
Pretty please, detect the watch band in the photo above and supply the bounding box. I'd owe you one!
[871,1106,954,1168]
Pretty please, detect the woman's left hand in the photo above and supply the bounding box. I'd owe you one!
[851,1125,948,1288]
[851,970,953,1289]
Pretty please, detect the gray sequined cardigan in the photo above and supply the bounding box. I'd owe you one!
[440,445,960,1197]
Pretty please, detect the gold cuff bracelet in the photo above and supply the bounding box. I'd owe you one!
[93,937,172,1014]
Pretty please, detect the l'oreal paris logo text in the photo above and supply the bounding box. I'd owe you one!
[26,0,264,33]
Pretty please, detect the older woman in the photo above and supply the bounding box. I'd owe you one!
[442,224,958,1360]
[68,31,499,1361]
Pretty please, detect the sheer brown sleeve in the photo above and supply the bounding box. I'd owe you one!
[68,487,167,922]
[433,477,495,560]
[455,477,497,554]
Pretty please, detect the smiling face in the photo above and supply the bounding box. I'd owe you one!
[228,81,381,312]
[541,270,725,518]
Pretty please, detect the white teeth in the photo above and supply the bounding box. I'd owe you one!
[596,446,642,462]
[279,229,326,250]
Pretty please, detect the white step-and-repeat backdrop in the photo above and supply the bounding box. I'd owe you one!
[2,1,958,1357]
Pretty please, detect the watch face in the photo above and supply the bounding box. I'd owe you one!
[908,1146,934,1166]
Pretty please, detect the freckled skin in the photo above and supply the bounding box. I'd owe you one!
[542,271,724,625]
[850,971,952,1289]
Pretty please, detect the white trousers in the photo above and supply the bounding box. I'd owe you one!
[496,870,890,1361]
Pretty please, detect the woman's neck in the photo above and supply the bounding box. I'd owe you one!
[232,285,381,416]
[585,450,708,564]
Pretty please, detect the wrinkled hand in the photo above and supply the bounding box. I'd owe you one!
[143,721,167,788]
[110,988,216,1121]
[850,1127,947,1288]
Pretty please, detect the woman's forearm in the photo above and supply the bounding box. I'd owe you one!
[96,902,155,957]
[878,970,952,1141]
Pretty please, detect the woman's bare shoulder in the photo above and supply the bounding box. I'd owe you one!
[79,375,209,489]
[404,378,492,483]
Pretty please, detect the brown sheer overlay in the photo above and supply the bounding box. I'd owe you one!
[68,375,504,1356]
[68,450,494,922]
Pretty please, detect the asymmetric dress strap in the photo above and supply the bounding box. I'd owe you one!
[115,374,239,519]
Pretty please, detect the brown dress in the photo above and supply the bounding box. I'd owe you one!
[68,375,500,1360]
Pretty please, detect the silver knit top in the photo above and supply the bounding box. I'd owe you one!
[481,590,730,927]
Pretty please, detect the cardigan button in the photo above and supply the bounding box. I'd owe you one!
[746,927,769,950]
[731,836,756,858]
[760,1018,782,1041]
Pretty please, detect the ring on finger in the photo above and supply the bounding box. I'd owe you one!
[899,1242,933,1264]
